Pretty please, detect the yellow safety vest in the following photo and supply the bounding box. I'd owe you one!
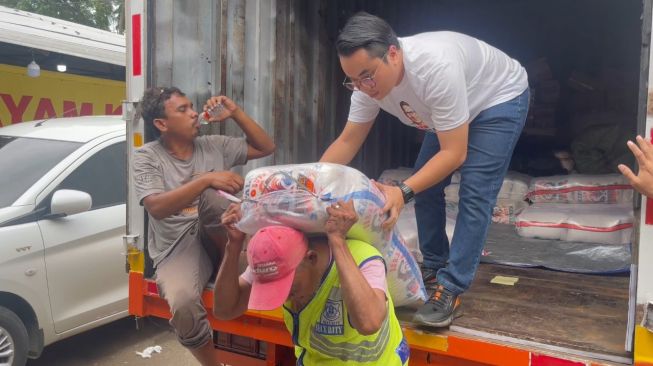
[282,239,409,365]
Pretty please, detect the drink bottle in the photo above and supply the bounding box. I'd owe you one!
[198,103,225,125]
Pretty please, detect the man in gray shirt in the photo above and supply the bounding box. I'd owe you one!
[133,87,275,365]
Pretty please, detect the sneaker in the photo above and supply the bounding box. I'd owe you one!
[413,284,462,328]
[420,266,439,289]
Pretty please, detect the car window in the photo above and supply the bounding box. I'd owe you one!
[0,136,82,207]
[57,141,126,209]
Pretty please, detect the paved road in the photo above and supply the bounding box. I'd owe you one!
[27,316,196,366]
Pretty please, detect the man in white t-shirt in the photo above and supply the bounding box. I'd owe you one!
[320,12,529,328]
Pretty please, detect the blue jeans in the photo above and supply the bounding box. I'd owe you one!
[414,89,529,295]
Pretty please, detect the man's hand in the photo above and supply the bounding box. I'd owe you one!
[221,203,246,246]
[214,202,251,321]
[619,135,653,198]
[205,171,244,193]
[203,95,240,122]
[325,200,358,241]
[373,180,404,231]
[325,198,388,335]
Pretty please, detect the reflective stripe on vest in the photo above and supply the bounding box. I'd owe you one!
[309,310,391,362]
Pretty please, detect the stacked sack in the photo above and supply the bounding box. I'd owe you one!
[378,168,456,263]
[238,163,427,307]
[516,174,634,245]
[525,174,633,204]
[394,201,456,263]
[444,171,531,224]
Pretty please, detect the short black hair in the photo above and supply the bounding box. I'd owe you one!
[138,86,185,138]
[336,12,400,59]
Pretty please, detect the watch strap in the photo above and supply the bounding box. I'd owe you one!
[398,182,415,204]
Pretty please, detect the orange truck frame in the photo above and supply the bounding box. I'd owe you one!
[123,1,653,365]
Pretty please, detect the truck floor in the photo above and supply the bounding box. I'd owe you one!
[398,263,630,358]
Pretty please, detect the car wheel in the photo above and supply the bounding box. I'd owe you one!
[0,306,28,366]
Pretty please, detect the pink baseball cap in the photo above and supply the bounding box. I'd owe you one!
[247,226,308,310]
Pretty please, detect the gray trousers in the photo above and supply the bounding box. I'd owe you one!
[155,189,230,349]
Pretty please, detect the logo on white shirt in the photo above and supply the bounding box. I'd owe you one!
[399,101,432,131]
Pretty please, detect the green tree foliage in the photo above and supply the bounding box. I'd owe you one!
[0,0,124,33]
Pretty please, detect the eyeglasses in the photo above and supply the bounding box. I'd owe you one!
[342,51,388,91]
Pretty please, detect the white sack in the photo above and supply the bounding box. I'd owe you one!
[515,203,633,245]
[527,174,633,204]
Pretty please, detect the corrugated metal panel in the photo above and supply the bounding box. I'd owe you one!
[0,5,125,66]
[149,0,429,179]
[151,0,214,103]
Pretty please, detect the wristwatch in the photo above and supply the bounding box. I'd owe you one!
[398,182,415,204]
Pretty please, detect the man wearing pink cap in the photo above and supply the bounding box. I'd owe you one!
[214,200,409,365]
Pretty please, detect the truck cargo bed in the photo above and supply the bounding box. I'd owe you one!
[398,263,630,359]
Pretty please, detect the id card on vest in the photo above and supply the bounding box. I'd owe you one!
[315,287,344,336]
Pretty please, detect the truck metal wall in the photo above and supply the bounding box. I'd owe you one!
[147,0,645,180]
[148,0,417,179]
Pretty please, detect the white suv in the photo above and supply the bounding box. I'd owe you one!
[0,116,128,366]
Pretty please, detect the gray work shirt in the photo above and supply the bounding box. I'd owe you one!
[132,135,248,266]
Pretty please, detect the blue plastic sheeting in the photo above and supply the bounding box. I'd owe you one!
[480,223,631,274]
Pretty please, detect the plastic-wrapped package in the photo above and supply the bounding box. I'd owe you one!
[240,165,387,245]
[238,163,427,307]
[526,174,633,204]
[515,203,633,245]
